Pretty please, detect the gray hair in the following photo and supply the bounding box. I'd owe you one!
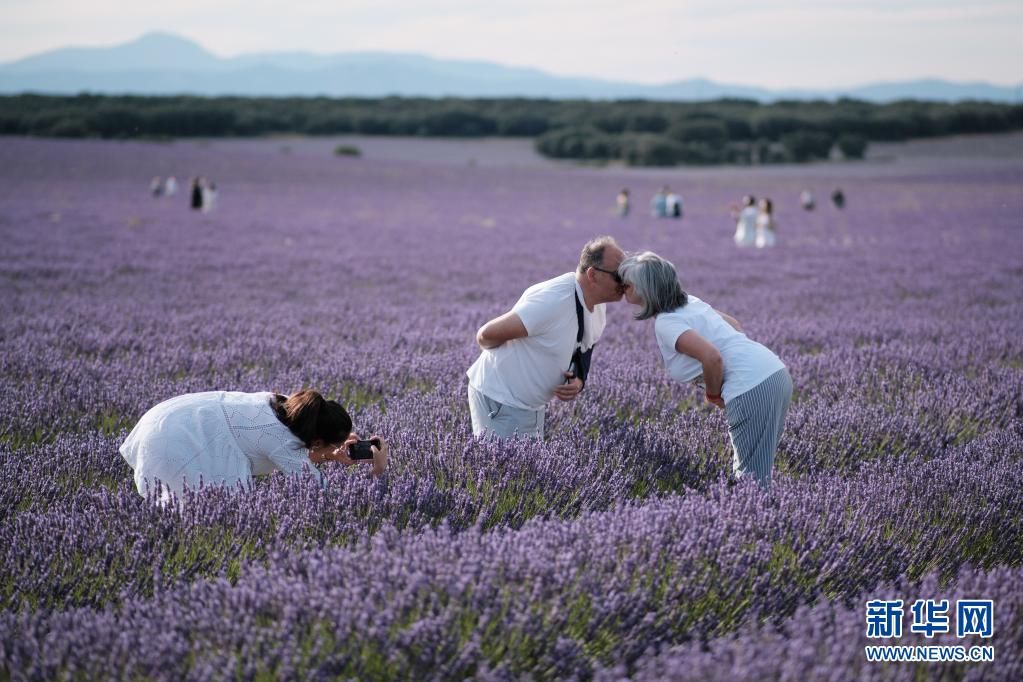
[577,235,621,274]
[618,251,688,320]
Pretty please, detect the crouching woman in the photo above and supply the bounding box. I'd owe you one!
[120,389,387,505]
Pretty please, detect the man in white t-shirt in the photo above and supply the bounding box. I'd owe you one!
[466,236,626,439]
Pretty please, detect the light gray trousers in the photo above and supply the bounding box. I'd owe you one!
[725,368,793,490]
[468,385,545,440]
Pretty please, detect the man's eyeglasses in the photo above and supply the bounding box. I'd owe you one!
[592,265,623,285]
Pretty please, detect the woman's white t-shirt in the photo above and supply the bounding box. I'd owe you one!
[654,296,784,403]
[119,391,316,504]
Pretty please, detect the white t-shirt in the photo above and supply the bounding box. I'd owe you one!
[467,273,606,410]
[654,295,784,403]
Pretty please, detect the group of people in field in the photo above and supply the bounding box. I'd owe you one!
[798,187,846,212]
[732,187,847,248]
[122,237,791,507]
[614,185,851,251]
[149,175,217,212]
[731,195,777,248]
[614,187,684,219]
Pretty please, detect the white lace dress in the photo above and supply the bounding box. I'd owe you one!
[734,207,757,247]
[755,213,777,248]
[120,391,318,504]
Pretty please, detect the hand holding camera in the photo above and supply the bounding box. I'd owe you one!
[347,437,382,460]
[348,435,389,477]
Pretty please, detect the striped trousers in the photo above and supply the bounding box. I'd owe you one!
[725,368,792,490]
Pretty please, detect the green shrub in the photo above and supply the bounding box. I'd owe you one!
[666,119,728,146]
[781,130,834,162]
[722,141,754,164]
[0,115,28,134]
[622,136,683,166]
[417,109,497,137]
[626,113,669,133]
[50,118,90,138]
[306,116,355,134]
[498,115,549,136]
[676,141,722,165]
[535,127,614,160]
[334,145,362,157]
[754,114,804,138]
[836,134,868,159]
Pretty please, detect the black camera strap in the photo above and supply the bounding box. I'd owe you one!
[575,290,584,343]
[571,290,594,385]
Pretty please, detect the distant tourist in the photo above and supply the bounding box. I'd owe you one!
[800,189,815,211]
[666,189,683,219]
[755,198,777,248]
[618,251,791,490]
[150,176,163,197]
[616,188,630,217]
[202,179,218,213]
[732,195,757,247]
[650,187,668,218]
[831,188,845,209]
[164,176,178,197]
[190,178,203,210]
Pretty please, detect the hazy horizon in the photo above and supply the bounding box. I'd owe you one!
[2,1,1021,90]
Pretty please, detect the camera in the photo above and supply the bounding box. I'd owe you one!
[348,437,381,460]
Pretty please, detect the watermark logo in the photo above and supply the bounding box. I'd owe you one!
[864,598,995,664]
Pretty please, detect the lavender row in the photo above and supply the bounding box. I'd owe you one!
[2,324,1019,481]
[3,431,1021,678]
[6,364,1014,521]
[2,421,1020,670]
[597,565,1022,682]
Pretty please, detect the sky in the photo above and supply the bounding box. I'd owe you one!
[1,0,1021,89]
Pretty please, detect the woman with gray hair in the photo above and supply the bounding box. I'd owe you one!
[618,251,792,490]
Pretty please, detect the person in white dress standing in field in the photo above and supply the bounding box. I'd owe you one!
[732,195,757,247]
[201,179,217,212]
[120,389,388,505]
[618,251,792,490]
[755,197,777,248]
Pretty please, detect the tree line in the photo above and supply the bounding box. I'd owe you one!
[1,93,1021,166]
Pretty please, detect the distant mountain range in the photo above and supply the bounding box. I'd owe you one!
[2,32,1020,103]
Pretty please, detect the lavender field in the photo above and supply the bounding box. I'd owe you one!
[1,135,1022,680]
